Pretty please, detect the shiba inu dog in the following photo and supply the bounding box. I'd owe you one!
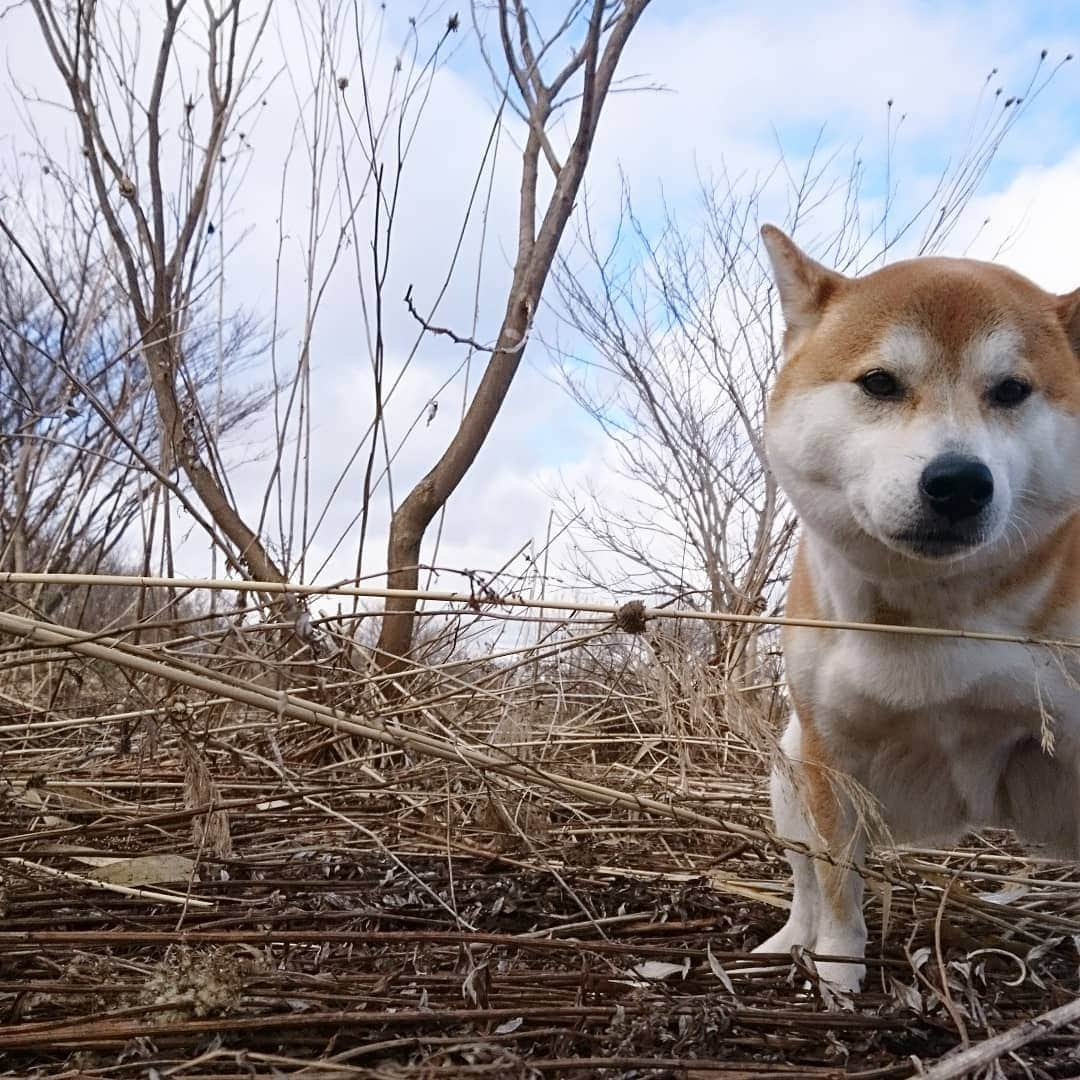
[753,225,1080,991]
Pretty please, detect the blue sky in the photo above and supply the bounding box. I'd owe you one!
[1,0,1078,593]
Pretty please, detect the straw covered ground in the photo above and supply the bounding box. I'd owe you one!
[0,588,1078,1079]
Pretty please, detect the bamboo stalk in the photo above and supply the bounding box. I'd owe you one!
[920,996,1080,1079]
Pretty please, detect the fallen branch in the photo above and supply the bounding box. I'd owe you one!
[920,995,1080,1078]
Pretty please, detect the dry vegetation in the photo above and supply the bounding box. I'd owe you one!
[0,1,1078,1077]
[1,582,1079,1079]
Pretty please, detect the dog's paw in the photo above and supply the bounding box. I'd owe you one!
[813,959,865,994]
[752,925,813,956]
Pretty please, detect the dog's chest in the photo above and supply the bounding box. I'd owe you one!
[792,625,1079,846]
[793,561,1076,718]
[818,628,1065,715]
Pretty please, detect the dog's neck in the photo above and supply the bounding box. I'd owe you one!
[798,518,1077,634]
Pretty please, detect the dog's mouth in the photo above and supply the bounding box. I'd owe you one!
[889,527,987,559]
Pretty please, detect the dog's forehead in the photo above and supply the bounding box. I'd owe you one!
[780,256,1070,388]
[771,253,1080,412]
[838,257,1052,359]
[876,322,1024,382]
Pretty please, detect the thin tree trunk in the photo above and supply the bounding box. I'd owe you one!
[377,0,651,670]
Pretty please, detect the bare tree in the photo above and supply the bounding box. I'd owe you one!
[375,0,653,672]
[15,0,285,598]
[553,174,794,686]
[9,0,651,677]
[552,59,1065,685]
[0,168,267,618]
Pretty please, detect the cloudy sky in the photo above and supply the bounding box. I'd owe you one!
[2,0,1078,605]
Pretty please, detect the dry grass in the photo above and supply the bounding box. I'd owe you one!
[0,578,1078,1079]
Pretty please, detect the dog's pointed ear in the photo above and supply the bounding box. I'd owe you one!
[1057,288,1080,358]
[761,225,847,345]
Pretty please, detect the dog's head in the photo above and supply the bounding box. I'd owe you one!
[761,226,1080,576]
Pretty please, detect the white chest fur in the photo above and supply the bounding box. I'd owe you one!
[786,539,1080,852]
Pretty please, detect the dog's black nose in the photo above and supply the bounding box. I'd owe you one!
[920,454,994,522]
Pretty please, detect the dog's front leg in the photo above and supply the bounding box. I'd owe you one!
[812,822,867,992]
[755,711,868,992]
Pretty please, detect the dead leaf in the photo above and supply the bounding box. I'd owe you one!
[978,883,1030,905]
[86,854,196,886]
[629,958,690,982]
[706,942,735,994]
[888,976,923,1012]
[910,946,932,971]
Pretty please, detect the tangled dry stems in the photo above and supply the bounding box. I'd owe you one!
[0,576,1077,1078]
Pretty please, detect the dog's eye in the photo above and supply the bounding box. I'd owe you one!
[990,377,1031,407]
[857,369,903,399]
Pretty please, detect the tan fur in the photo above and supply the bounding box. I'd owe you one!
[754,225,1080,990]
[1059,288,1080,358]
[771,260,1080,413]
[1029,521,1080,635]
[783,550,836,835]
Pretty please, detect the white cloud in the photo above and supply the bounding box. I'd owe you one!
[586,0,1042,203]
[965,149,1080,293]
[2,0,1076,600]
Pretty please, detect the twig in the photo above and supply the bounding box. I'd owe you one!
[4,856,213,908]
[919,995,1080,1078]
[0,571,1075,649]
[0,607,763,840]
[403,284,531,355]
